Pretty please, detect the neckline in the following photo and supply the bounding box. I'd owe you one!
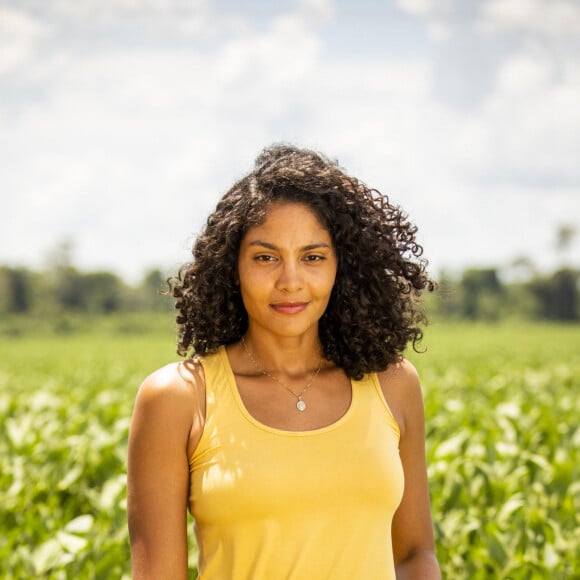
[218,345,356,436]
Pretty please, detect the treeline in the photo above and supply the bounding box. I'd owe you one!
[0,266,173,316]
[0,263,578,322]
[429,266,578,321]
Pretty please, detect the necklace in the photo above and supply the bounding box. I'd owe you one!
[241,336,323,412]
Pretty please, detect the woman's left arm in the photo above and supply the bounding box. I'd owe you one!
[379,360,441,579]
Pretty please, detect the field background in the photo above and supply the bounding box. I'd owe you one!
[1,319,579,579]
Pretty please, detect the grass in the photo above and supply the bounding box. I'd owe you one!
[1,320,578,578]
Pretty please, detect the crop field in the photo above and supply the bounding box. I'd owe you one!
[1,321,578,579]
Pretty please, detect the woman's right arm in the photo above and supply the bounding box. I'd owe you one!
[127,362,204,580]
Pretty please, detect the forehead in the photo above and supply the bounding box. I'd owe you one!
[244,202,332,242]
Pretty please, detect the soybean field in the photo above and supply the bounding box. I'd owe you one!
[1,321,578,578]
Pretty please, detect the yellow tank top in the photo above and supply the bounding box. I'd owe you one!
[188,346,404,579]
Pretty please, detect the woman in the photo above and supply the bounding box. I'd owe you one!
[127,144,440,579]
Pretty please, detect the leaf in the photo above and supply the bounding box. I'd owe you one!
[31,538,72,574]
[544,543,559,569]
[64,514,94,534]
[497,402,521,419]
[495,441,518,456]
[57,531,88,554]
[497,496,526,525]
[5,417,30,448]
[98,474,127,511]
[486,527,508,566]
[435,433,466,458]
[58,466,83,490]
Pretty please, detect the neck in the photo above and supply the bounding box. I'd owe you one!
[241,329,323,376]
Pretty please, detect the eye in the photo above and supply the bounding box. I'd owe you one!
[254,254,277,262]
[303,254,325,262]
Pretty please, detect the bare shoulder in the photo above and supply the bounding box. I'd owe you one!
[133,359,206,427]
[130,358,207,459]
[138,359,205,399]
[378,357,419,382]
[377,357,422,398]
[376,358,424,437]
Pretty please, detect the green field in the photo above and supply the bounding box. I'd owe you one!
[1,321,579,578]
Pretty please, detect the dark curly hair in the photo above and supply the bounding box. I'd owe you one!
[170,144,434,379]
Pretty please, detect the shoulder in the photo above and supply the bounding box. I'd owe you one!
[376,358,424,438]
[137,359,204,401]
[377,357,421,392]
[130,358,207,459]
[133,359,206,429]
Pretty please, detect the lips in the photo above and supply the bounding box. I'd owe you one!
[270,302,309,314]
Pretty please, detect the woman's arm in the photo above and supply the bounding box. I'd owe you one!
[127,362,204,580]
[379,360,441,579]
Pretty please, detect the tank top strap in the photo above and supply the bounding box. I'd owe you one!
[190,346,241,466]
[352,372,401,439]
[197,345,232,403]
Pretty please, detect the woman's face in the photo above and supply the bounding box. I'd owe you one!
[237,202,337,340]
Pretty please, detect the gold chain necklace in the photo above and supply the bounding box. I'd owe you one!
[241,336,323,412]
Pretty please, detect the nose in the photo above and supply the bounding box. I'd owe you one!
[276,260,303,293]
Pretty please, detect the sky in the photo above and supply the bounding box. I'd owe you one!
[1,0,579,283]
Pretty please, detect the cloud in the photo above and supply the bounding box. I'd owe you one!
[392,0,580,186]
[480,47,580,185]
[7,0,211,27]
[0,3,334,278]
[213,14,323,97]
[0,0,578,280]
[0,6,50,76]
[480,0,580,37]
[398,0,580,40]
[296,0,335,20]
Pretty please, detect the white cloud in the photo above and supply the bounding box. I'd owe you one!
[392,0,580,185]
[20,0,211,23]
[0,7,50,76]
[213,14,322,94]
[480,0,580,37]
[0,6,330,278]
[395,0,460,42]
[475,38,580,184]
[0,0,579,280]
[296,0,335,20]
[396,0,453,17]
[398,0,580,41]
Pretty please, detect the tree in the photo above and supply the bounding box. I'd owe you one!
[82,272,124,313]
[555,224,577,272]
[0,267,33,313]
[139,269,171,312]
[529,269,578,321]
[54,267,86,310]
[556,224,576,253]
[459,268,503,320]
[551,269,578,320]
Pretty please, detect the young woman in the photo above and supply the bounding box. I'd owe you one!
[127,144,440,579]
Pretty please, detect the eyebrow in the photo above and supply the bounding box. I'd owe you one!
[248,240,332,251]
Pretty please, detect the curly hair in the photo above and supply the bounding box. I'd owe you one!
[170,144,434,379]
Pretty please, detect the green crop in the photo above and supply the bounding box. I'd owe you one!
[411,323,580,579]
[1,323,578,578]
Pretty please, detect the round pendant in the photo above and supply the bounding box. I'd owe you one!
[296,399,307,412]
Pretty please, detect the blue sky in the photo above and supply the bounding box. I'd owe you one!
[1,0,579,282]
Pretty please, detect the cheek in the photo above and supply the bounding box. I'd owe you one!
[238,266,266,293]
[236,262,253,292]
[238,276,268,311]
[312,273,337,304]
[323,263,338,290]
